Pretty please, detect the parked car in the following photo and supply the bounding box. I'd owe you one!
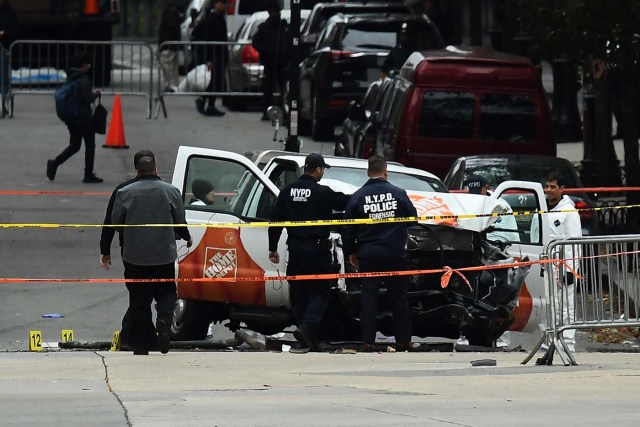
[225,9,311,110]
[169,146,565,347]
[371,47,556,179]
[335,78,393,158]
[300,1,412,57]
[443,154,599,236]
[299,13,442,141]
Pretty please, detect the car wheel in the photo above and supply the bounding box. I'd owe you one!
[311,95,334,141]
[170,299,215,340]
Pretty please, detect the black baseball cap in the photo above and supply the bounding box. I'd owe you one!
[465,175,488,194]
[304,153,331,169]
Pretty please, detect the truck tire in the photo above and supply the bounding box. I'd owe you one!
[170,299,215,341]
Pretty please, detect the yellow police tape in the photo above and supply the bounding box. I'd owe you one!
[0,204,639,228]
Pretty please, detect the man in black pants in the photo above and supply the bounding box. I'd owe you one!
[196,0,227,116]
[111,152,192,355]
[252,1,290,121]
[342,155,419,352]
[99,150,156,349]
[47,52,102,183]
[268,153,349,351]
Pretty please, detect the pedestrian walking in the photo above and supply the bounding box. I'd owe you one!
[0,0,18,116]
[530,171,582,352]
[158,0,182,93]
[100,150,158,349]
[196,0,228,116]
[342,155,419,352]
[252,1,290,121]
[268,153,349,351]
[110,152,193,355]
[47,52,103,183]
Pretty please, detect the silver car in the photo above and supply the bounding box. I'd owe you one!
[226,9,310,110]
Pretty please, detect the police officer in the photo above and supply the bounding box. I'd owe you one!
[268,153,349,351]
[342,155,419,352]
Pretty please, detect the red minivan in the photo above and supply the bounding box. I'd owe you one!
[372,47,555,179]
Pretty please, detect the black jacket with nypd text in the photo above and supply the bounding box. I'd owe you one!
[342,178,417,262]
[268,174,349,252]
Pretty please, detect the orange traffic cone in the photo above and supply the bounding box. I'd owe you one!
[84,0,99,15]
[103,94,129,149]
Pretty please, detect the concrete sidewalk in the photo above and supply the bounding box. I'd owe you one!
[1,350,638,426]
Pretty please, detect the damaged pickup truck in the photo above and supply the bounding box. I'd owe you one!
[171,147,552,346]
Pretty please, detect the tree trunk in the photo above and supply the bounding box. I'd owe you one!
[593,76,621,186]
[618,73,640,232]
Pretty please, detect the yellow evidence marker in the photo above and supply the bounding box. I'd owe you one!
[29,330,43,352]
[61,330,74,342]
[110,330,121,351]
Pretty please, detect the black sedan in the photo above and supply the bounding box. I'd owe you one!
[443,154,599,236]
[299,13,441,141]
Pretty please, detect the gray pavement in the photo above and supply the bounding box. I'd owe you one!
[1,351,640,426]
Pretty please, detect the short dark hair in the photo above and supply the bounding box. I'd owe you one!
[546,170,567,187]
[133,150,155,169]
[367,155,387,176]
[136,156,156,174]
[71,52,91,69]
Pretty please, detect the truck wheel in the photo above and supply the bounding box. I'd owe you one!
[170,299,214,341]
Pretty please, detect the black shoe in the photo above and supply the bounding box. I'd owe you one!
[205,107,226,117]
[195,97,206,114]
[46,160,57,181]
[83,174,103,183]
[395,342,421,352]
[294,324,320,352]
[156,319,170,354]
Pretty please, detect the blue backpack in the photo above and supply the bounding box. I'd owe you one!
[54,80,79,123]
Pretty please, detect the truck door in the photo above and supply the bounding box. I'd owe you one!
[172,146,290,308]
[491,180,549,333]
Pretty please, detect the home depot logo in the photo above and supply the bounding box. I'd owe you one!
[203,248,237,280]
[408,194,457,227]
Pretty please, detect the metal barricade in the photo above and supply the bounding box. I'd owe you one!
[0,43,7,118]
[523,235,640,366]
[155,40,269,119]
[8,40,154,118]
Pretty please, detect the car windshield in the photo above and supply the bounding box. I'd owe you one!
[463,159,579,189]
[342,29,396,50]
[323,166,447,192]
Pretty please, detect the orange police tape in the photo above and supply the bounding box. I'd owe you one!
[25,247,640,286]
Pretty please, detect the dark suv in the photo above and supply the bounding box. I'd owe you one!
[300,2,411,57]
[299,13,442,141]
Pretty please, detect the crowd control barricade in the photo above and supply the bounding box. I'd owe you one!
[523,234,640,366]
[155,40,268,119]
[0,42,8,118]
[8,40,154,118]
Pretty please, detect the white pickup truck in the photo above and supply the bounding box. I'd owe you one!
[171,146,553,346]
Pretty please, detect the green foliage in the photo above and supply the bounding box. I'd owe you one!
[515,0,640,69]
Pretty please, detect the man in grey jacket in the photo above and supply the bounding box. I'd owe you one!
[111,152,192,355]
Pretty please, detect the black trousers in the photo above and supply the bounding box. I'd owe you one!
[358,258,412,345]
[205,61,226,108]
[287,239,333,328]
[261,62,286,115]
[123,261,177,352]
[54,123,96,177]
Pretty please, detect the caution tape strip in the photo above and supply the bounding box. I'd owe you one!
[2,203,640,229]
[3,249,638,285]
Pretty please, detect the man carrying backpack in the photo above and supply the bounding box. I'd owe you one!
[47,52,103,183]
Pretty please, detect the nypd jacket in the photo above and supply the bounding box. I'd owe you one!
[111,175,191,266]
[342,178,417,262]
[268,174,349,252]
